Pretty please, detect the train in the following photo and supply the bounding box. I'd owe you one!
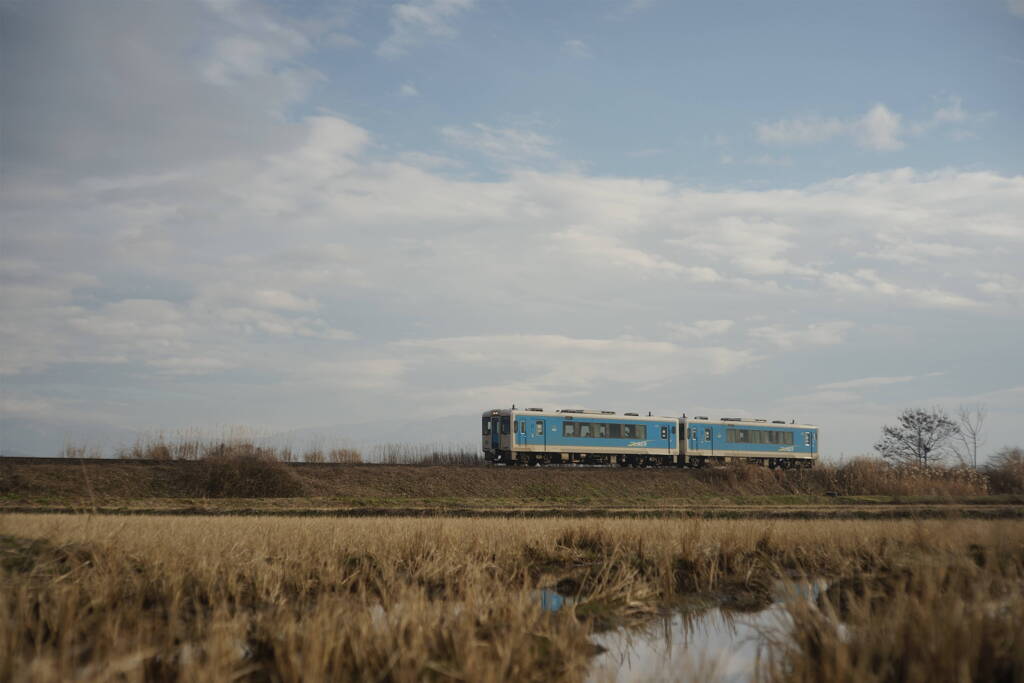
[481,407,817,468]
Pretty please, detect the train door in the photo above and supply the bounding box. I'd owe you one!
[687,424,698,453]
[704,426,714,455]
[527,418,547,454]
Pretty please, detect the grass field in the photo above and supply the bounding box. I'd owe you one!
[3,514,1024,682]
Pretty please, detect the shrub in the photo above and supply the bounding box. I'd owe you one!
[986,447,1024,494]
[188,445,305,498]
[327,448,362,464]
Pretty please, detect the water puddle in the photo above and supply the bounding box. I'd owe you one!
[536,580,827,683]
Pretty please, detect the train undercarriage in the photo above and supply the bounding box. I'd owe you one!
[486,451,814,469]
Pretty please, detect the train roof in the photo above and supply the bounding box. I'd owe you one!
[684,416,818,429]
[482,408,678,421]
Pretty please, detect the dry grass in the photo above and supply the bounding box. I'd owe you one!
[762,564,1024,682]
[3,516,1024,681]
[9,451,1020,506]
[114,434,479,466]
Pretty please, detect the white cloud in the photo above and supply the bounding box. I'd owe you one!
[857,103,904,150]
[666,320,734,339]
[551,228,683,274]
[377,0,476,58]
[822,269,980,308]
[399,83,419,96]
[562,39,592,58]
[757,100,985,151]
[817,375,916,390]
[441,123,555,161]
[756,116,847,145]
[978,273,1024,301]
[397,334,760,395]
[748,322,854,349]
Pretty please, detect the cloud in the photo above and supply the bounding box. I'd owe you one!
[1,1,1022,437]
[377,0,475,58]
[817,375,916,390]
[562,39,592,58]
[666,320,734,339]
[399,83,419,96]
[441,123,555,161]
[757,104,903,150]
[756,116,847,145]
[551,229,683,275]
[857,103,904,150]
[396,334,760,396]
[822,269,980,309]
[813,372,944,397]
[1,0,318,179]
[748,322,854,349]
[757,99,983,151]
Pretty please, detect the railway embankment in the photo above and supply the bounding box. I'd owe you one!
[1,455,1021,517]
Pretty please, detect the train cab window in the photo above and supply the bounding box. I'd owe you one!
[482,418,491,435]
[704,428,712,441]
[535,421,543,436]
[500,417,510,434]
[660,426,668,439]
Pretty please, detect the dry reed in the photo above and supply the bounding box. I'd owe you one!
[3,516,1024,681]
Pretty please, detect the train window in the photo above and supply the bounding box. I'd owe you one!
[563,423,575,438]
[622,424,635,438]
[804,432,811,446]
[672,425,676,434]
[689,427,696,439]
[660,426,668,439]
[535,421,543,436]
[704,428,712,441]
[482,418,491,435]
[785,432,794,445]
[636,425,647,439]
[595,423,608,438]
[608,424,622,438]
[579,424,592,438]
[500,417,510,434]
[520,421,526,434]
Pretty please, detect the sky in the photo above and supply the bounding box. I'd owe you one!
[1,0,1023,459]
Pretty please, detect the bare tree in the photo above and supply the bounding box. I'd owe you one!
[874,407,959,467]
[952,404,987,468]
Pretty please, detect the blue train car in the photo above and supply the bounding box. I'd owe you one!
[482,407,819,468]
[482,408,679,466]
[682,417,817,468]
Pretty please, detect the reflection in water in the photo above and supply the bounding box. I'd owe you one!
[586,580,827,683]
[536,587,571,612]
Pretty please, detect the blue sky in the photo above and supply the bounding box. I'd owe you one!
[1,0,1023,459]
